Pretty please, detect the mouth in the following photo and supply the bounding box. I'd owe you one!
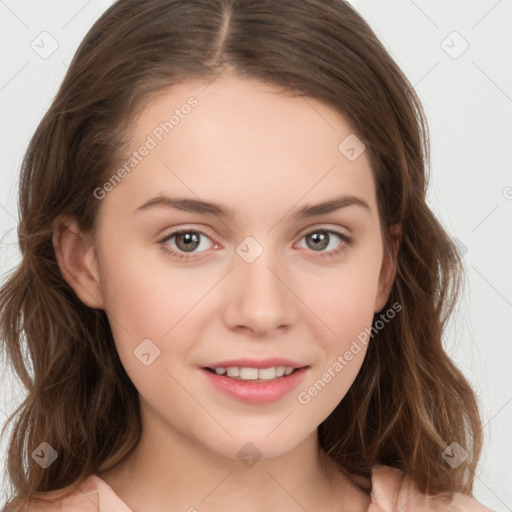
[202,365,306,382]
[200,362,310,404]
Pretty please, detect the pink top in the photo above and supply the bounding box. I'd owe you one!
[24,464,495,511]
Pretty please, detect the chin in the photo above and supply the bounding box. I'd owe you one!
[204,430,309,464]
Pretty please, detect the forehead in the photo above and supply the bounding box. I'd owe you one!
[130,72,357,151]
[103,72,377,223]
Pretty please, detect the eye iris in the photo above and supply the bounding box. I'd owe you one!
[176,232,200,252]
[307,231,329,251]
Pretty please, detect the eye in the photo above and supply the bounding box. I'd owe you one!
[157,229,216,260]
[157,226,353,262]
[297,227,353,259]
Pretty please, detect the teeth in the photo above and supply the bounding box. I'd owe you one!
[226,367,239,377]
[257,367,276,380]
[213,366,297,381]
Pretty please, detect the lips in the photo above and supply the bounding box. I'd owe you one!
[202,357,307,370]
[200,358,310,404]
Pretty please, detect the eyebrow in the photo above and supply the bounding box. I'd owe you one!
[133,194,370,219]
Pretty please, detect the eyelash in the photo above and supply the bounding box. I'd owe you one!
[157,226,353,262]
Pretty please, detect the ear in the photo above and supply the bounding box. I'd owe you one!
[374,223,402,313]
[52,215,104,309]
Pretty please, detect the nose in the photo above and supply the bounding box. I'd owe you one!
[221,244,297,337]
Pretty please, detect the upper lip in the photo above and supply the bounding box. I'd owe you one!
[202,358,309,370]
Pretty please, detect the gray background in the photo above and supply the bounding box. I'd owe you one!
[0,0,510,509]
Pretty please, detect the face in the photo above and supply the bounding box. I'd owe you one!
[60,72,396,461]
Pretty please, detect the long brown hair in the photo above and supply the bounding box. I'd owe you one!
[0,0,482,509]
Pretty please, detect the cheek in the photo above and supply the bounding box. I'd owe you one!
[312,279,374,378]
[98,240,207,333]
[305,255,381,339]
[295,247,381,406]
[295,276,376,415]
[97,244,222,382]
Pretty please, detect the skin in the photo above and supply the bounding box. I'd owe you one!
[53,71,400,512]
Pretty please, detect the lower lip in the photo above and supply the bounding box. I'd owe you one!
[201,367,309,404]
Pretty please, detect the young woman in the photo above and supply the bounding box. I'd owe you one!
[0,1,494,510]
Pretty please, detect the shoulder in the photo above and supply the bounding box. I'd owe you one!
[368,464,496,512]
[17,474,132,512]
